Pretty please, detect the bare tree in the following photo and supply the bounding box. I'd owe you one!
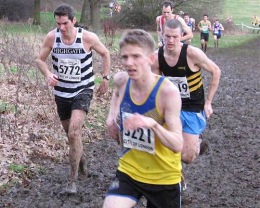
[33,0,41,25]
[80,0,91,28]
[89,0,102,32]
[80,0,110,33]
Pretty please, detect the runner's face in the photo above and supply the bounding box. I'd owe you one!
[203,16,208,21]
[184,15,189,22]
[164,26,182,50]
[120,44,153,80]
[55,15,75,36]
[162,6,173,20]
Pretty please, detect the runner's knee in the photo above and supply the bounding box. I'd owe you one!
[181,151,197,164]
[181,143,200,164]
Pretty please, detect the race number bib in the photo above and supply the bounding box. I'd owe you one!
[58,59,81,82]
[122,112,155,154]
[202,25,208,32]
[167,77,190,98]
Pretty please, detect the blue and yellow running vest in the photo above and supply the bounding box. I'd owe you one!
[118,76,182,185]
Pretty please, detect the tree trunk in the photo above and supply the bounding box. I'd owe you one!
[33,0,41,25]
[80,0,91,29]
[90,0,101,33]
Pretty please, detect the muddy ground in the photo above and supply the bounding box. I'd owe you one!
[0,36,260,208]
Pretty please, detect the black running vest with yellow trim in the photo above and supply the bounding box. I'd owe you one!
[158,44,205,112]
[52,27,95,98]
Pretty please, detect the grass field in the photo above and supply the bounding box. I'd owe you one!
[188,32,258,49]
[221,0,260,25]
[182,0,260,48]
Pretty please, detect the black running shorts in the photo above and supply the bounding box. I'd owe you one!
[55,89,93,121]
[106,170,181,208]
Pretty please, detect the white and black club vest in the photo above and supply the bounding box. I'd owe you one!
[52,27,95,98]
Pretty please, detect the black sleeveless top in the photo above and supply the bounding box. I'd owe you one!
[158,44,205,112]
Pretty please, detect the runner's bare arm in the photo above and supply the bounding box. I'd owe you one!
[156,16,162,42]
[84,31,111,95]
[208,22,212,31]
[177,17,193,42]
[156,79,183,152]
[197,21,202,31]
[188,47,221,118]
[106,72,128,141]
[36,31,58,86]
[85,31,110,78]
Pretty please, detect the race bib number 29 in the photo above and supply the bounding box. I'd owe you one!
[122,112,155,154]
[58,58,81,82]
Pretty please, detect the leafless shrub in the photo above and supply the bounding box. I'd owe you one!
[0,22,69,186]
[102,19,119,47]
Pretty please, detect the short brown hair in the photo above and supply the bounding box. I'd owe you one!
[119,29,155,53]
[165,19,183,33]
[162,1,174,9]
[54,4,76,21]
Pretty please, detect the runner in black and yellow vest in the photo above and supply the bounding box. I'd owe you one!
[152,19,221,191]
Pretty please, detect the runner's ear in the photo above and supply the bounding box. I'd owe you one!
[149,53,155,66]
[72,17,76,25]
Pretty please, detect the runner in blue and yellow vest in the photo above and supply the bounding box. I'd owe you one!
[104,29,183,208]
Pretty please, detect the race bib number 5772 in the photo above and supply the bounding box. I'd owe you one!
[58,59,81,82]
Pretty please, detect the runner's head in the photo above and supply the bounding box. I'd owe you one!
[183,13,190,22]
[164,19,183,34]
[203,14,208,21]
[163,19,183,50]
[161,1,174,20]
[119,29,155,54]
[54,4,76,21]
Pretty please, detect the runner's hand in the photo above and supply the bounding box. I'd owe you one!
[204,101,213,119]
[123,113,155,131]
[106,118,120,143]
[97,79,109,96]
[47,73,58,87]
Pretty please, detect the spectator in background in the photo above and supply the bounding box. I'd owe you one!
[252,15,260,26]
[226,16,232,23]
[198,14,211,52]
[212,19,224,48]
[252,15,260,33]
[114,3,121,13]
[109,1,114,16]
